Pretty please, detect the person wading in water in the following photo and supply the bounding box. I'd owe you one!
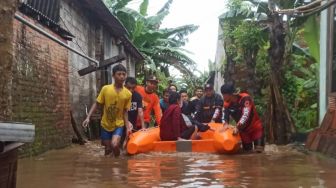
[82,64,132,157]
[220,83,264,153]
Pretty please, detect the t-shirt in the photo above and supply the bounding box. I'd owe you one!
[128,91,143,127]
[134,86,161,124]
[195,93,223,123]
[96,84,132,131]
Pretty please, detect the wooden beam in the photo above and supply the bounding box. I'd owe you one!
[77,54,126,76]
[0,122,35,143]
[98,54,126,69]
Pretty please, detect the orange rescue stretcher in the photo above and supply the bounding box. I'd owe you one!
[127,123,241,155]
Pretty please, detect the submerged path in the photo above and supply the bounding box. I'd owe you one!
[17,142,336,188]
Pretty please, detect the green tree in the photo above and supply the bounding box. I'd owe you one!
[105,0,198,80]
[220,0,328,144]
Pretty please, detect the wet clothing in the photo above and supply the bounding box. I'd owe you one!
[159,99,169,113]
[128,91,143,129]
[97,84,131,132]
[195,93,223,123]
[223,93,263,144]
[100,126,124,140]
[160,104,194,141]
[135,86,162,125]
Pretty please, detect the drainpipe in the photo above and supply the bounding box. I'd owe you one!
[14,13,99,65]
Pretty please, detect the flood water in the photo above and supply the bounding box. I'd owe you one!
[17,142,336,188]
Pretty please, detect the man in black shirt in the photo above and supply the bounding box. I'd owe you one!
[189,86,203,116]
[125,77,145,131]
[195,83,223,123]
[179,89,191,115]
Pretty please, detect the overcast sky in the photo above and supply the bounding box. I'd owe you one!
[128,0,226,72]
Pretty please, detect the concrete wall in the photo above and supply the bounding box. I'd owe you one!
[60,0,137,124]
[213,24,225,93]
[60,0,97,125]
[319,6,328,124]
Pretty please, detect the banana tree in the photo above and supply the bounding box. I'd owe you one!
[105,0,198,78]
[220,0,326,144]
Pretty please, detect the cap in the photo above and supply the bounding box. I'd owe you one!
[204,83,213,89]
[147,75,159,83]
[220,83,235,94]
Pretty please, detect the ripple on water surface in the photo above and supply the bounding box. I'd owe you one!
[17,142,336,188]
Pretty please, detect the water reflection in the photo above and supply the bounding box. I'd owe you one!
[17,142,336,188]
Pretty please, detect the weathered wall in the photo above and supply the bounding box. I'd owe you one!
[59,0,137,124]
[0,0,18,120]
[59,0,97,125]
[12,14,72,156]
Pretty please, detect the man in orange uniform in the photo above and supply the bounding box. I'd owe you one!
[135,75,162,128]
[221,83,264,152]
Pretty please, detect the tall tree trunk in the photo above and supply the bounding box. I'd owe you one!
[265,13,296,144]
[245,48,259,96]
[224,56,235,84]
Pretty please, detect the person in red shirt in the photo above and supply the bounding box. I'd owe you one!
[135,75,162,127]
[220,83,264,152]
[160,92,195,141]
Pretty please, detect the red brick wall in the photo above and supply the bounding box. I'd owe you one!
[11,14,72,156]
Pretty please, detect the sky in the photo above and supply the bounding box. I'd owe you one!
[128,0,227,72]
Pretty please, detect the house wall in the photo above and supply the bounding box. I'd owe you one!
[59,0,97,126]
[319,6,329,123]
[0,0,17,121]
[11,14,72,156]
[0,0,140,156]
[60,0,137,124]
[213,24,225,93]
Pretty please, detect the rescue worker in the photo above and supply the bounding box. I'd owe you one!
[134,75,161,128]
[195,83,223,123]
[220,83,264,152]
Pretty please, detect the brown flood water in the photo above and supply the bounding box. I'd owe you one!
[17,142,336,188]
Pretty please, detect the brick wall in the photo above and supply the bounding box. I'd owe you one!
[0,0,17,120]
[12,14,72,156]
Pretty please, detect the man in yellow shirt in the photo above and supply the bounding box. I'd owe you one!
[82,64,131,157]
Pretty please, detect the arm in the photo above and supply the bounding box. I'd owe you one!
[125,94,132,133]
[138,108,145,129]
[136,94,145,129]
[124,110,131,134]
[212,95,224,122]
[83,86,105,127]
[82,102,100,127]
[237,97,253,131]
[222,108,230,125]
[194,99,203,122]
